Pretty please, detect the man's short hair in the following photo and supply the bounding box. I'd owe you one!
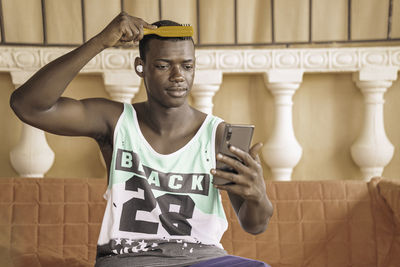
[139,20,194,62]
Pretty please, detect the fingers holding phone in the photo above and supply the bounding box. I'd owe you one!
[211,124,267,202]
[212,142,266,202]
[213,124,254,185]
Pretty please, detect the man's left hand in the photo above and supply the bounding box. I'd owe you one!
[211,142,267,204]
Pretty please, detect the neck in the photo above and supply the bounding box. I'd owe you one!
[143,101,193,135]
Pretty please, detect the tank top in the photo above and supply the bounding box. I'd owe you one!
[97,103,228,256]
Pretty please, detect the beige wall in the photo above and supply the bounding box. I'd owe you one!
[1,0,400,45]
[2,70,399,180]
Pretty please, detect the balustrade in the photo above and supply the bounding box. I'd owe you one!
[3,46,399,180]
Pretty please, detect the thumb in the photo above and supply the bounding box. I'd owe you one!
[144,23,157,30]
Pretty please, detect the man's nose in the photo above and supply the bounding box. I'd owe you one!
[169,66,184,82]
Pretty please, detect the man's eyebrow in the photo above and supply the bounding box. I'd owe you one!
[155,59,194,63]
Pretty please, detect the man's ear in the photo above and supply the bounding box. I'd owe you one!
[134,57,144,78]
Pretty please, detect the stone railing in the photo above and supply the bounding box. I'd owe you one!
[3,46,399,180]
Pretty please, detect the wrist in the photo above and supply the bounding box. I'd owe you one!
[246,191,268,207]
[239,198,270,235]
[88,35,108,52]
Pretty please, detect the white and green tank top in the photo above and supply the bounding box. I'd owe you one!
[97,103,228,255]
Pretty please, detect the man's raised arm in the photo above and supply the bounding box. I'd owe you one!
[10,13,156,139]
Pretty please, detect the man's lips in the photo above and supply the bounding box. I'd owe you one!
[165,87,188,97]
[166,86,187,91]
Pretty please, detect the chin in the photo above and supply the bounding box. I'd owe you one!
[168,101,187,109]
[162,98,188,109]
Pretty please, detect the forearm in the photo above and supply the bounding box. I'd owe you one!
[237,195,273,235]
[10,36,104,114]
[11,11,156,116]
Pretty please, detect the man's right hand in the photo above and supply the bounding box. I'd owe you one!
[9,13,154,141]
[96,12,157,49]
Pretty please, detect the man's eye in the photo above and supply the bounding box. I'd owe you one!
[156,65,168,69]
[184,65,193,70]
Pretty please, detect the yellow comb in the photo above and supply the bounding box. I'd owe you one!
[144,25,193,37]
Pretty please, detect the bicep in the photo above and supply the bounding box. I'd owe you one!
[18,97,122,139]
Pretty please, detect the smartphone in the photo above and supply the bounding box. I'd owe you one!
[214,124,254,185]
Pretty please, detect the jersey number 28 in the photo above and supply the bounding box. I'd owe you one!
[119,176,195,236]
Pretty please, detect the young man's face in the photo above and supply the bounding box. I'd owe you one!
[142,38,195,108]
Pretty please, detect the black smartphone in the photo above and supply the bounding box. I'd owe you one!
[214,124,254,185]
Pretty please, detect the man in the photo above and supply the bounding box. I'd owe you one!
[10,12,273,266]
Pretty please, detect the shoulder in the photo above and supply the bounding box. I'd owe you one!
[81,98,124,140]
[132,102,145,115]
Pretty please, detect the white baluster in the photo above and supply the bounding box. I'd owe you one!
[102,72,142,103]
[9,71,55,178]
[192,70,223,114]
[351,67,397,180]
[262,70,303,181]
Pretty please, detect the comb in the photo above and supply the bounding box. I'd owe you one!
[143,25,193,37]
